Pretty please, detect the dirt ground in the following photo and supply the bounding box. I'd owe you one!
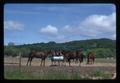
[4,57,116,67]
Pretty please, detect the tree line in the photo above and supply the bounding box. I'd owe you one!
[4,38,116,58]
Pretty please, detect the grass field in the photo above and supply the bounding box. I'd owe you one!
[4,57,116,80]
[4,68,83,80]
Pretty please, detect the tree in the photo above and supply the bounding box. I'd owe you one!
[8,42,15,46]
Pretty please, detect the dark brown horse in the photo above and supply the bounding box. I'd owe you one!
[61,49,85,66]
[87,51,95,64]
[26,50,51,66]
[61,50,75,66]
[75,50,85,66]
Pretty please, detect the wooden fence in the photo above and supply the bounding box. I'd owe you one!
[4,52,22,70]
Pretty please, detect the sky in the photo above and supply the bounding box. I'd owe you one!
[4,4,116,45]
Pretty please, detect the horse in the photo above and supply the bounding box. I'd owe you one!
[87,51,95,64]
[26,50,51,66]
[61,49,85,66]
[61,50,75,66]
[75,50,85,66]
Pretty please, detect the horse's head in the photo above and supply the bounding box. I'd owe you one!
[46,50,54,58]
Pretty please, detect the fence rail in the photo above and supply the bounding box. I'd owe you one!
[4,52,22,70]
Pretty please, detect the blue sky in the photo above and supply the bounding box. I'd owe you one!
[4,4,116,45]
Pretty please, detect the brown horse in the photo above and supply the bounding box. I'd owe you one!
[75,50,85,66]
[87,51,95,64]
[61,50,75,66]
[26,50,51,66]
[61,49,85,66]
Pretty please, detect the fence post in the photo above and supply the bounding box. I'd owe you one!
[19,52,22,72]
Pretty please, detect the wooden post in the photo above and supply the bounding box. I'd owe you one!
[19,52,22,72]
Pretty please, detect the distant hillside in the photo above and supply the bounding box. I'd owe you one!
[16,38,115,50]
[60,38,116,49]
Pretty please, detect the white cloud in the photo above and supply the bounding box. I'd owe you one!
[39,25,67,43]
[81,12,115,31]
[40,25,58,36]
[63,25,73,33]
[79,12,116,39]
[62,12,116,40]
[4,20,24,30]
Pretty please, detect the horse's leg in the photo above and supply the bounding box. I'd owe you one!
[51,60,53,65]
[59,61,61,66]
[62,60,64,66]
[63,59,66,66]
[89,59,91,64]
[40,59,43,66]
[51,57,53,66]
[41,59,44,66]
[57,60,60,66]
[93,58,95,64]
[91,59,93,64]
[90,59,92,64]
[87,58,89,64]
[86,58,88,64]
[65,59,67,66]
[58,61,60,66]
[78,58,81,66]
[53,60,54,65]
[64,59,67,66]
[54,61,56,65]
[80,57,83,66]
[26,57,30,66]
[43,59,45,66]
[68,59,71,66]
[91,59,92,64]
[60,61,62,66]
[91,58,93,64]
[75,58,77,64]
[52,60,54,65]
[29,57,33,66]
[60,60,62,66]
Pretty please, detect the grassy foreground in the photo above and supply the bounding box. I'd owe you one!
[4,70,82,80]
[4,69,113,80]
